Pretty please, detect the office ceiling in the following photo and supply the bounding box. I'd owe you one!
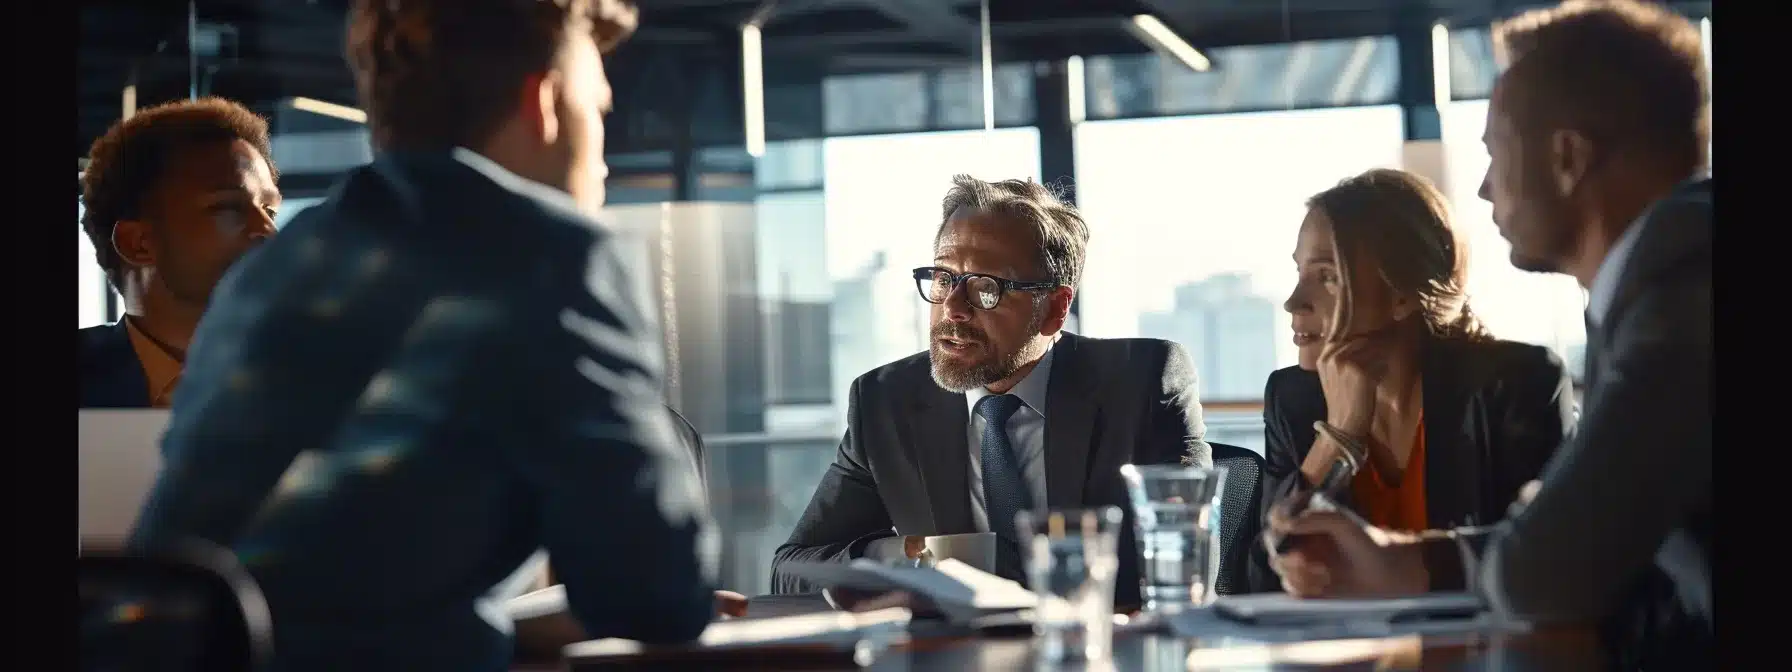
[76,0,1712,158]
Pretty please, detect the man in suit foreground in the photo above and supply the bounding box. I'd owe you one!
[78,98,282,408]
[772,175,1211,609]
[1268,1,1710,665]
[128,1,719,669]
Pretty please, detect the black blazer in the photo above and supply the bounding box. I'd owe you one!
[79,321,153,409]
[771,332,1211,608]
[1246,336,1576,593]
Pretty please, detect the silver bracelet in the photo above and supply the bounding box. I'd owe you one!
[1312,420,1368,473]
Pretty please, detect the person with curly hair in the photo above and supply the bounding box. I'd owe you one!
[78,97,281,408]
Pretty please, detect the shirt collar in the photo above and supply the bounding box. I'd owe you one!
[964,340,1055,418]
[1586,216,1647,328]
[1585,173,1706,327]
[123,316,185,408]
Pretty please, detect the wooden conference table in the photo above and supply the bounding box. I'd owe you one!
[516,593,1602,671]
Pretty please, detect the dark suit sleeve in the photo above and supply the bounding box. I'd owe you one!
[1151,340,1211,467]
[518,239,714,643]
[769,377,897,594]
[1246,369,1311,593]
[128,255,400,552]
[1431,282,1711,623]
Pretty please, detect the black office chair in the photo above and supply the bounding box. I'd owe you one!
[667,403,707,489]
[79,540,274,672]
[1209,442,1265,596]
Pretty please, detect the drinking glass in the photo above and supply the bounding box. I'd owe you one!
[1017,506,1123,663]
[1119,464,1228,612]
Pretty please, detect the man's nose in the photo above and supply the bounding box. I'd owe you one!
[248,211,278,241]
[943,283,975,322]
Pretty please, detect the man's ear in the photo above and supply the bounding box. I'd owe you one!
[1041,286,1074,335]
[520,72,562,146]
[1549,128,1596,197]
[112,219,155,270]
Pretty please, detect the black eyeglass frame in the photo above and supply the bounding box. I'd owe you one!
[911,266,1059,310]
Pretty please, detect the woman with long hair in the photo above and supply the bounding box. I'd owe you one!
[1250,168,1576,594]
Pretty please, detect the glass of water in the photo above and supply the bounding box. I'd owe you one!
[1016,506,1124,663]
[1120,464,1228,612]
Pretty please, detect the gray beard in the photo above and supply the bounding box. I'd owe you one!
[929,307,1047,393]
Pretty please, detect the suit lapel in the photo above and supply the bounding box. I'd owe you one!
[85,321,153,408]
[910,381,974,534]
[1419,338,1479,528]
[1044,333,1098,508]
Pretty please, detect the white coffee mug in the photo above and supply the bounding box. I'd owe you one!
[921,532,997,574]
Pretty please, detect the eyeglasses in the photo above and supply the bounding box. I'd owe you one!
[912,267,1057,310]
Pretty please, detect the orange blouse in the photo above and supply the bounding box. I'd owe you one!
[1349,419,1428,533]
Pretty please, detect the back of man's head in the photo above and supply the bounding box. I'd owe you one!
[345,0,638,152]
[1493,0,1708,172]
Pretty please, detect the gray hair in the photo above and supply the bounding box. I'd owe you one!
[937,175,1090,289]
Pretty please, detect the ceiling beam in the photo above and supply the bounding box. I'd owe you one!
[858,0,981,53]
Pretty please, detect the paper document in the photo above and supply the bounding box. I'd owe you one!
[563,606,912,658]
[778,558,1038,624]
[1213,592,1484,626]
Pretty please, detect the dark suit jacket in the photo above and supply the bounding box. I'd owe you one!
[1247,337,1575,593]
[1435,178,1712,668]
[771,332,1211,608]
[79,321,152,408]
[127,148,716,671]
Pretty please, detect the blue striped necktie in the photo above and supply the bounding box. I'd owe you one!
[975,394,1030,546]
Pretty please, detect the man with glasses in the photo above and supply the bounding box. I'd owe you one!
[771,175,1210,609]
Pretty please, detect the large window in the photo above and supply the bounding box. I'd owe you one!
[78,206,110,328]
[1074,106,1409,404]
